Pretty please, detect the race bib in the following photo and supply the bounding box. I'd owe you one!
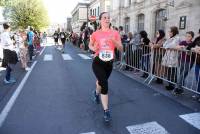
[54,35,57,38]
[61,35,64,38]
[99,50,114,61]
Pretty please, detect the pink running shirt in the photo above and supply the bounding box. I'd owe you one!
[90,29,120,61]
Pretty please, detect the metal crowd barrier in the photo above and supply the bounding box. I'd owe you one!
[115,43,200,95]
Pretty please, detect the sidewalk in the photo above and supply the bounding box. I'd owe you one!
[115,66,200,112]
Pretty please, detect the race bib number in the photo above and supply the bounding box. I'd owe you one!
[99,50,114,61]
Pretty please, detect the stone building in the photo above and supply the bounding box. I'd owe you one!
[71,3,89,33]
[110,0,200,39]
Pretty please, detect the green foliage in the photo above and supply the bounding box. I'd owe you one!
[3,0,49,30]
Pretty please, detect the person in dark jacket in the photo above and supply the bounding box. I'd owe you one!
[173,31,195,95]
[60,31,66,53]
[53,31,59,47]
[187,29,200,101]
[140,30,150,78]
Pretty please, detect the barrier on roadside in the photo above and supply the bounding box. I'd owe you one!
[116,43,200,95]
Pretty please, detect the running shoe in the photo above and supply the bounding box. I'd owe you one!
[4,78,16,84]
[104,109,111,122]
[25,67,31,71]
[93,90,100,104]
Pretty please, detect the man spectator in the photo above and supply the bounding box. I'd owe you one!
[27,27,34,61]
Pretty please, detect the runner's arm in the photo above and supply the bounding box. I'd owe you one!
[89,37,95,52]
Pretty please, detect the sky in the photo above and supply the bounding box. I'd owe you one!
[43,0,87,24]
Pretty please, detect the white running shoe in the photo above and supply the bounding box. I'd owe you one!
[25,67,31,71]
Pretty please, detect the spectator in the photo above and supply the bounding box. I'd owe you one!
[132,31,141,70]
[42,32,47,44]
[0,23,18,84]
[162,26,181,90]
[150,30,166,83]
[187,29,200,101]
[173,31,195,94]
[125,32,134,71]
[19,30,30,71]
[33,31,41,52]
[83,27,90,51]
[140,30,150,78]
[27,27,34,61]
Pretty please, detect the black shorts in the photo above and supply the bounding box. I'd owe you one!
[92,56,113,94]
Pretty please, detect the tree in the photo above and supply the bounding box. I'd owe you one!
[0,0,6,6]
[3,0,49,30]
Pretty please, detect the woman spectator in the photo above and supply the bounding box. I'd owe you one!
[162,26,181,90]
[19,30,30,71]
[150,30,166,83]
[140,30,150,78]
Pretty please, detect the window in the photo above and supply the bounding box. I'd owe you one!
[138,14,144,32]
[125,17,130,33]
[155,9,166,33]
[129,0,132,5]
[97,7,100,16]
[90,9,92,16]
[106,5,110,12]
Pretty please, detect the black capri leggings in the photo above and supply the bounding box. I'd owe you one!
[92,56,113,95]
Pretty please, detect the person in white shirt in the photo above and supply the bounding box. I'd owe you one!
[0,23,18,84]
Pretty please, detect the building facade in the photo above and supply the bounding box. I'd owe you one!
[71,0,111,32]
[110,0,200,38]
[66,18,72,32]
[71,3,89,33]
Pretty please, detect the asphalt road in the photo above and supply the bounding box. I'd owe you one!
[0,42,199,134]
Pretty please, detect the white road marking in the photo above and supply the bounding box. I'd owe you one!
[126,121,169,134]
[180,112,200,130]
[80,132,95,134]
[0,61,37,127]
[43,54,53,61]
[78,54,92,60]
[39,47,46,56]
[62,54,73,60]
[0,67,6,71]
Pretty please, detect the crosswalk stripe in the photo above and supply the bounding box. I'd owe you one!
[43,54,53,61]
[62,54,73,60]
[78,54,92,60]
[126,121,169,134]
[179,112,200,130]
[80,132,95,134]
